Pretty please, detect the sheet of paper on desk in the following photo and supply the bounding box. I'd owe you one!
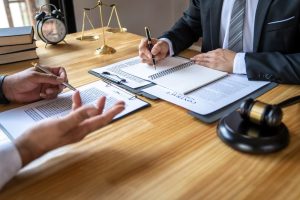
[121,56,227,94]
[0,129,10,145]
[142,75,269,115]
[90,56,152,89]
[0,81,149,140]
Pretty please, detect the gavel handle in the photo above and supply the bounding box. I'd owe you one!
[276,96,300,108]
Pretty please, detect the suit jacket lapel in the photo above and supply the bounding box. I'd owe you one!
[210,0,223,49]
[253,0,273,51]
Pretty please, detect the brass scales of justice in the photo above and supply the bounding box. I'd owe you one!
[76,0,127,54]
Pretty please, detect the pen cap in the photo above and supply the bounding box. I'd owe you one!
[145,27,152,40]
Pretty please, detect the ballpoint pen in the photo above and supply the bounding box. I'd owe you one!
[32,62,77,91]
[145,27,156,70]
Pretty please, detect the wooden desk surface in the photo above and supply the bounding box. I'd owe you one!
[0,29,300,200]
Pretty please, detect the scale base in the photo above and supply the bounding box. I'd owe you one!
[106,27,127,33]
[217,111,289,154]
[95,45,116,54]
[76,35,100,41]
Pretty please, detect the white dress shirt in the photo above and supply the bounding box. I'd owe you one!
[0,142,22,190]
[162,0,259,74]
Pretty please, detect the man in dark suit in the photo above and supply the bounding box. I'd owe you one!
[139,0,300,84]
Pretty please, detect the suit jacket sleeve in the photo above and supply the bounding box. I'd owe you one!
[245,52,300,84]
[243,1,300,84]
[160,0,202,54]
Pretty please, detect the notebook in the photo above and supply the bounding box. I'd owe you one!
[121,56,228,94]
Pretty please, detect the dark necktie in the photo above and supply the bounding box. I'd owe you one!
[228,0,246,52]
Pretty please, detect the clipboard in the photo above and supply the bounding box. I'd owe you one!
[89,70,159,100]
[188,82,278,123]
[0,80,151,140]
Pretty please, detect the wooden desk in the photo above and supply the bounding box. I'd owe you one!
[1,29,300,199]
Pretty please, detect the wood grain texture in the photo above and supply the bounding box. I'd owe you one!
[0,29,300,200]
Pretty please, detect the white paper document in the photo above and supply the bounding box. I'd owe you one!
[142,75,269,115]
[90,56,152,89]
[122,56,228,94]
[0,129,9,145]
[0,81,149,140]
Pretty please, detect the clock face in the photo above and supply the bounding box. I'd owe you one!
[41,18,66,43]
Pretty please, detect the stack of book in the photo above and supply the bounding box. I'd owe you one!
[0,26,38,65]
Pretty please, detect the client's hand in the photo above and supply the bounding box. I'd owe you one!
[2,67,68,103]
[14,91,125,166]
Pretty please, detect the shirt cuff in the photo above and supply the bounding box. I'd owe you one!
[0,142,22,190]
[159,38,174,56]
[233,53,247,74]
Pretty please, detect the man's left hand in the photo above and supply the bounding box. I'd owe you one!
[191,48,236,73]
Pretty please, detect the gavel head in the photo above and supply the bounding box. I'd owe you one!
[239,98,283,127]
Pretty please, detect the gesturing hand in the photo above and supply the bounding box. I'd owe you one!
[2,67,68,103]
[191,48,236,73]
[15,91,125,166]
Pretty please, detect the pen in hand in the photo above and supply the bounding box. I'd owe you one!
[145,27,156,70]
[32,62,77,91]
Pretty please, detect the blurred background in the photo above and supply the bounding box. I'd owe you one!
[0,0,189,37]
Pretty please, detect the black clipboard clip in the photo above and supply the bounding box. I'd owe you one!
[102,78,137,100]
[101,71,127,84]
